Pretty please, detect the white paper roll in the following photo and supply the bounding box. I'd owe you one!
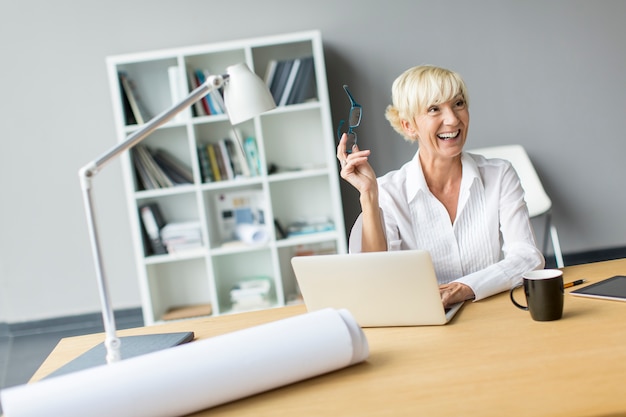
[235,223,269,244]
[1,308,368,417]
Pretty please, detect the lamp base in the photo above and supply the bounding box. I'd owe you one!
[43,332,194,379]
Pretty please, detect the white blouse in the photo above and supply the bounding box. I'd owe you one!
[349,150,545,301]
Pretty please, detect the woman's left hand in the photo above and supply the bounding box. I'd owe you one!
[439,282,475,308]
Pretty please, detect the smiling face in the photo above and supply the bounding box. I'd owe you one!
[403,95,470,160]
[386,66,471,156]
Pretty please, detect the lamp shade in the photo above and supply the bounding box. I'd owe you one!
[224,63,276,124]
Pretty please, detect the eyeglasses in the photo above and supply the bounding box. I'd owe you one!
[336,84,362,154]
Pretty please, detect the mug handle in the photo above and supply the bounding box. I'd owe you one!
[510,284,529,311]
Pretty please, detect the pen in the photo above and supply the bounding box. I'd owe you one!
[564,279,587,289]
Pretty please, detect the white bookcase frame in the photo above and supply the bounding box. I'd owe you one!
[106,30,347,325]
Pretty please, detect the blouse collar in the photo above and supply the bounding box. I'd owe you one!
[405,149,482,202]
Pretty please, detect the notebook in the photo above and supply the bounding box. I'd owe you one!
[291,249,463,327]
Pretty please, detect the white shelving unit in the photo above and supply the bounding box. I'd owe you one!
[106,30,347,325]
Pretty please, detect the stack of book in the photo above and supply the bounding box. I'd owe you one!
[187,67,226,117]
[286,217,335,237]
[230,277,273,312]
[132,145,194,190]
[160,221,203,253]
[264,55,316,107]
[197,136,260,183]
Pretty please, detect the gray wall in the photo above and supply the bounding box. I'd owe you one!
[1,0,625,323]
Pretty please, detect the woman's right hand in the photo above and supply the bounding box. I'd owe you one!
[336,133,378,195]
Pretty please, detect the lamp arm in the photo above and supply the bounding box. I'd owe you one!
[77,73,225,363]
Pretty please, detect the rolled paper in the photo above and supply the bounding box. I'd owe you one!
[1,308,368,417]
[235,223,269,244]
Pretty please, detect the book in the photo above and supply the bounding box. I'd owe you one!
[278,58,301,106]
[263,59,278,86]
[268,60,287,98]
[230,277,273,312]
[152,149,193,185]
[224,137,248,178]
[193,69,212,115]
[203,70,225,115]
[228,128,251,177]
[132,148,158,190]
[167,66,186,122]
[269,59,294,105]
[134,145,174,188]
[139,203,167,255]
[187,66,206,117]
[119,75,137,126]
[243,137,261,176]
[206,144,222,181]
[217,139,235,180]
[286,56,316,105]
[197,145,213,183]
[160,221,203,253]
[118,72,151,124]
[211,143,229,181]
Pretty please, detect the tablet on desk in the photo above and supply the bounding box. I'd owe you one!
[570,275,626,302]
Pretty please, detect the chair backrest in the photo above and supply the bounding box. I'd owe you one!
[467,144,551,218]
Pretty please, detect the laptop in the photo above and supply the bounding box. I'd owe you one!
[291,249,463,327]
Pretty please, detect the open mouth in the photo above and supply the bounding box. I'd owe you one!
[437,130,460,141]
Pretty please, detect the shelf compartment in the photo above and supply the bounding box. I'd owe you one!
[115,57,181,125]
[269,176,336,239]
[277,241,338,306]
[146,258,212,323]
[136,193,204,258]
[193,120,262,183]
[184,50,247,80]
[251,40,315,93]
[128,125,195,192]
[260,108,328,172]
[202,186,269,250]
[211,249,277,314]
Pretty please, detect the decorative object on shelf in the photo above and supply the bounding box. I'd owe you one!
[215,189,268,246]
[78,63,276,365]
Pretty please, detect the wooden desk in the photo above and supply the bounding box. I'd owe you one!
[31,259,626,416]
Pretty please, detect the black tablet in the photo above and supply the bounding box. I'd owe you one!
[570,275,626,301]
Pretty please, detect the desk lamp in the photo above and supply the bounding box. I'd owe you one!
[79,63,276,364]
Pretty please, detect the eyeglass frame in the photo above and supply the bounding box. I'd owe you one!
[336,84,362,154]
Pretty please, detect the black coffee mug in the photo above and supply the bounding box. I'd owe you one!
[510,269,564,321]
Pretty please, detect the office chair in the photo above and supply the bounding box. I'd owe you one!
[468,144,564,268]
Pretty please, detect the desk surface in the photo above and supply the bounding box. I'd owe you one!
[32,259,626,417]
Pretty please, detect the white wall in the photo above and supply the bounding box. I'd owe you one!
[1,0,625,323]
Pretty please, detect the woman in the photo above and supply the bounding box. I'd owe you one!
[337,65,544,308]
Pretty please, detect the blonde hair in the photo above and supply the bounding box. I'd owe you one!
[385,65,469,141]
